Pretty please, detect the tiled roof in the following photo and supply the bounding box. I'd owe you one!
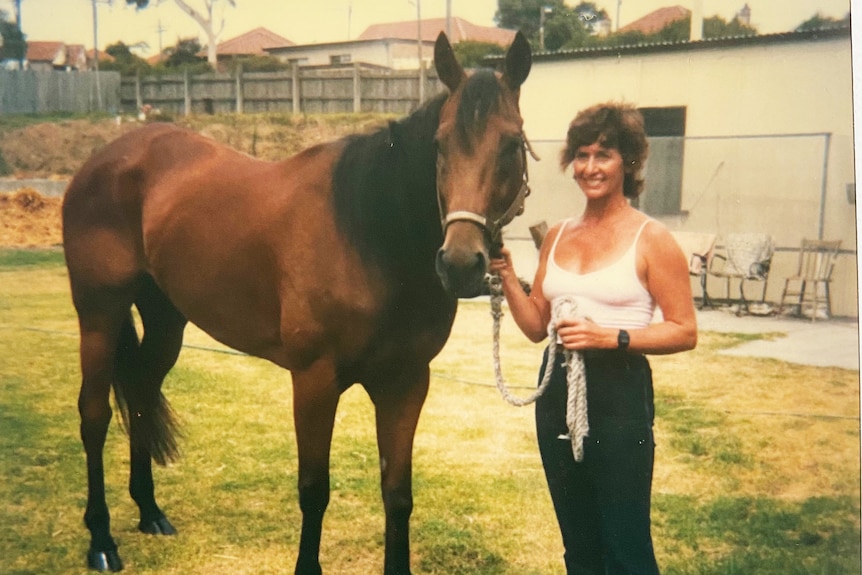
[217,27,294,55]
[26,41,66,63]
[358,17,516,46]
[618,5,690,35]
[66,44,87,67]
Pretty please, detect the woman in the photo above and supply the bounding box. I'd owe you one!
[490,102,697,574]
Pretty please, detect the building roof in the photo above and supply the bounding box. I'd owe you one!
[618,5,690,35]
[26,41,66,64]
[487,24,850,64]
[358,17,516,47]
[217,27,294,56]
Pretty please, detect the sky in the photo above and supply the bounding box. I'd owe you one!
[0,0,851,56]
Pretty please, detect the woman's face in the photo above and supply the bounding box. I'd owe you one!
[572,141,625,200]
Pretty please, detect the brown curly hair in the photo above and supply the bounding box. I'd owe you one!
[560,102,649,199]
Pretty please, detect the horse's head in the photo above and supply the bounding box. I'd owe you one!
[433,31,532,298]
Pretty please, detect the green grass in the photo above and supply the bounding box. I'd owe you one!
[0,248,859,574]
[0,112,113,134]
[0,247,65,268]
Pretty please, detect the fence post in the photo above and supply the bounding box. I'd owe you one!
[291,61,300,114]
[183,70,191,116]
[353,63,361,113]
[235,63,243,114]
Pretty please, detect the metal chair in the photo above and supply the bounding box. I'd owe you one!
[708,233,774,316]
[778,239,842,321]
[670,231,717,309]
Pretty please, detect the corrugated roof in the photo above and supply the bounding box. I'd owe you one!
[217,27,294,56]
[486,24,850,63]
[618,5,690,35]
[358,17,516,47]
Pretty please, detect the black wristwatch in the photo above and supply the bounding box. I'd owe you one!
[617,329,630,351]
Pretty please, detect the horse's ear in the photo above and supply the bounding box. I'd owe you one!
[434,31,465,92]
[503,31,532,91]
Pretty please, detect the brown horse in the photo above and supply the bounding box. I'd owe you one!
[62,32,531,575]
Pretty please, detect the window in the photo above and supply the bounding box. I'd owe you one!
[638,106,686,216]
[329,54,352,65]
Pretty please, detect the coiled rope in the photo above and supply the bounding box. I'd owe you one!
[488,274,590,461]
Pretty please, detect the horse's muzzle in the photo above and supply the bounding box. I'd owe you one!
[435,223,489,297]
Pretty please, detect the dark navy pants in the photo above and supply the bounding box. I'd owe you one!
[535,348,660,575]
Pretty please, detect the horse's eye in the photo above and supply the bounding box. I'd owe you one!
[499,138,522,160]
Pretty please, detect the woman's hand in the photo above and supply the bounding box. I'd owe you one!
[555,317,617,351]
[488,246,518,285]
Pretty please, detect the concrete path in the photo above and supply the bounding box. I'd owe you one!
[695,308,859,370]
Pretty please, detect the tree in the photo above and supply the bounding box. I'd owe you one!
[101,41,152,75]
[126,0,236,69]
[0,9,25,65]
[495,0,608,51]
[796,12,850,32]
[160,37,208,70]
[452,41,504,69]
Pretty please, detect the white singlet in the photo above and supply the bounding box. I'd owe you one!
[542,218,656,329]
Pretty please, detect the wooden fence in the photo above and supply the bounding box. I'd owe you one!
[0,70,121,115]
[120,65,444,116]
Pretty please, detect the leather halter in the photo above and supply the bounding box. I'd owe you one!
[437,132,539,247]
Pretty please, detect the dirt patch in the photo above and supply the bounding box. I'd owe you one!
[0,189,63,247]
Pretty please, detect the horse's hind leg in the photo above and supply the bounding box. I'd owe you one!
[75,291,138,572]
[125,275,187,536]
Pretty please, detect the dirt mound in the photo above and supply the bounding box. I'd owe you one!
[0,188,63,247]
[0,120,142,178]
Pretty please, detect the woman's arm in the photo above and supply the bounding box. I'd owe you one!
[488,227,557,343]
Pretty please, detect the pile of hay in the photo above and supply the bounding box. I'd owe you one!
[0,188,63,247]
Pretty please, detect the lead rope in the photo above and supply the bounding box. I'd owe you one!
[489,274,590,462]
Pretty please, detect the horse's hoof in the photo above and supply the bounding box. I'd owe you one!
[87,547,124,572]
[139,516,177,535]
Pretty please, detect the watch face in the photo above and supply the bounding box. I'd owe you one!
[618,329,630,349]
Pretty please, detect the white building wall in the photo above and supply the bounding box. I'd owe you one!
[507,34,857,317]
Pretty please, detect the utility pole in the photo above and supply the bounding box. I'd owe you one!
[92,0,103,110]
[616,0,622,31]
[14,0,23,68]
[539,6,552,51]
[416,0,423,103]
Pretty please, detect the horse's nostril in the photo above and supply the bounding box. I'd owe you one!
[435,247,488,297]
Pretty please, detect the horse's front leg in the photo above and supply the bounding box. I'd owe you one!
[367,365,430,575]
[291,362,341,575]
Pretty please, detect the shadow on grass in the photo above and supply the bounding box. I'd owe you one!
[658,493,861,575]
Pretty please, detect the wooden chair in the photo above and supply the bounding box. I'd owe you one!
[670,231,717,309]
[778,239,842,321]
[708,233,774,316]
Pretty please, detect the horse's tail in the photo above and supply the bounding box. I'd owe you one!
[113,313,181,466]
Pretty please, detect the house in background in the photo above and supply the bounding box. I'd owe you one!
[266,17,515,70]
[213,27,294,70]
[358,16,516,46]
[618,5,690,34]
[24,41,88,71]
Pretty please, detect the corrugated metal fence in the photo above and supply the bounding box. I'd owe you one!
[0,70,121,114]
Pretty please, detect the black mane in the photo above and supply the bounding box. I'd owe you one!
[332,91,447,278]
[331,70,504,280]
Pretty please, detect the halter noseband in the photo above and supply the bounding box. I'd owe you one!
[437,132,539,247]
